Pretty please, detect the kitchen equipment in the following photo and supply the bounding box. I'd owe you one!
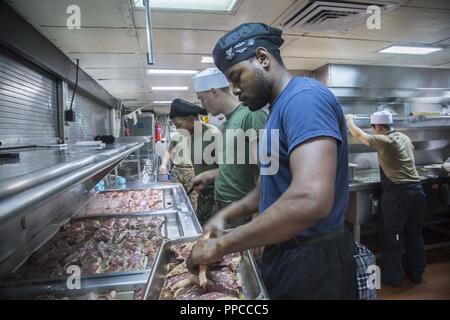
[349,163,358,181]
[419,164,447,178]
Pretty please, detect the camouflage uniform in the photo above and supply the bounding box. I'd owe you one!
[196,187,216,225]
[170,164,198,212]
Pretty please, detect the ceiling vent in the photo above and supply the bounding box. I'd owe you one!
[274,0,403,33]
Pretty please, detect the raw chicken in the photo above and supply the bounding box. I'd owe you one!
[79,190,165,215]
[160,241,243,300]
[10,216,166,281]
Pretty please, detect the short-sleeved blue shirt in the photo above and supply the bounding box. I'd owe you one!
[259,77,349,237]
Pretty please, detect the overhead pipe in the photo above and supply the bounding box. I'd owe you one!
[144,0,154,65]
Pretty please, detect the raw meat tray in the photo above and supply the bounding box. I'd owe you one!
[2,213,179,285]
[76,188,174,217]
[143,236,269,300]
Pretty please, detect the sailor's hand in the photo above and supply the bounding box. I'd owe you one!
[345,114,355,124]
[191,172,210,192]
[186,238,223,272]
[203,213,226,238]
[158,164,167,174]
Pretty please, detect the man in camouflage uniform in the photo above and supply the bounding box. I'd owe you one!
[164,99,219,224]
[196,181,216,224]
[159,131,198,211]
[170,163,198,212]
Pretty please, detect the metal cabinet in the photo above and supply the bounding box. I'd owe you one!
[347,189,381,242]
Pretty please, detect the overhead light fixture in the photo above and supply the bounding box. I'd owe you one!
[153,101,173,104]
[152,87,189,91]
[146,69,199,75]
[379,45,443,55]
[133,0,238,12]
[416,88,449,91]
[201,56,214,64]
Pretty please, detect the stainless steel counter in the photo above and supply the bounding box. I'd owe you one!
[347,168,450,243]
[349,168,447,192]
[0,142,144,281]
[0,149,91,181]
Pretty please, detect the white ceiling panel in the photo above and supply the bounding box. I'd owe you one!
[405,0,450,10]
[100,77,195,88]
[43,27,135,53]
[84,68,145,79]
[294,7,450,45]
[6,0,450,105]
[143,76,195,87]
[140,37,298,65]
[283,57,376,70]
[138,29,225,54]
[132,0,296,30]
[373,48,450,67]
[98,78,147,86]
[103,86,148,94]
[281,36,395,61]
[435,38,450,46]
[344,7,450,44]
[6,0,129,27]
[117,91,198,101]
[67,53,142,68]
[145,54,214,69]
[280,35,298,50]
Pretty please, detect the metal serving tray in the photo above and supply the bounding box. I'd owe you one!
[2,213,175,285]
[170,186,202,237]
[0,273,148,300]
[143,236,269,300]
[71,212,184,239]
[93,183,202,237]
[76,187,174,217]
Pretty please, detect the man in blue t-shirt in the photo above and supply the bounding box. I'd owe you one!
[187,23,357,299]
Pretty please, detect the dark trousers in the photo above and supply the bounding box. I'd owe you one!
[261,230,358,300]
[379,184,426,285]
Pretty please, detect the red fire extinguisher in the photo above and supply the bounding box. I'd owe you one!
[155,123,161,142]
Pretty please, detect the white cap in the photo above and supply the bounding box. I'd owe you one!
[192,68,229,93]
[370,110,393,125]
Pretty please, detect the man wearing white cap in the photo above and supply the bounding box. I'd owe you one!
[346,111,426,288]
[191,67,267,226]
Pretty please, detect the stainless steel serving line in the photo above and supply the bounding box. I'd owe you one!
[0,138,204,301]
[0,143,143,281]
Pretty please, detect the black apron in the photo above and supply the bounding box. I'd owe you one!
[261,227,358,299]
[378,136,426,286]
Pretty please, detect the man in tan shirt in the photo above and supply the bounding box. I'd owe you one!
[346,110,426,288]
